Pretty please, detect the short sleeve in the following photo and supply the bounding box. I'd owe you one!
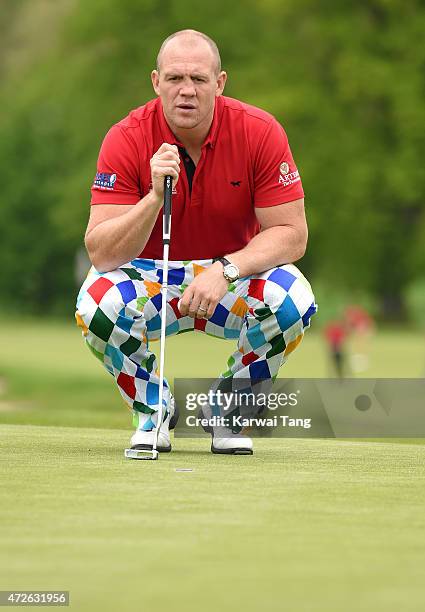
[90,125,141,205]
[254,119,304,207]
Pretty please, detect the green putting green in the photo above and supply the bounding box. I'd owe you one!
[1,424,425,612]
[1,321,425,609]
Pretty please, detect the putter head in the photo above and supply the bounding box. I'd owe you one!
[124,448,159,461]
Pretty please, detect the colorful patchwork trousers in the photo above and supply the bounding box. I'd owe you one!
[75,259,317,430]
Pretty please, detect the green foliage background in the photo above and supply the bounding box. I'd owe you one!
[0,0,424,320]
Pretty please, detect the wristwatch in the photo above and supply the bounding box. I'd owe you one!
[217,257,240,282]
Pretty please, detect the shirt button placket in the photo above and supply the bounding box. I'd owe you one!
[191,147,207,206]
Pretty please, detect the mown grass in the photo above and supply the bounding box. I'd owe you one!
[1,321,425,611]
[1,425,425,612]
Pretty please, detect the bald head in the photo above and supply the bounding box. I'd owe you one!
[156,30,221,76]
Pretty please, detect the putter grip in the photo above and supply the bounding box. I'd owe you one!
[163,175,172,236]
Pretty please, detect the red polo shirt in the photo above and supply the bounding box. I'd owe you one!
[91,95,304,260]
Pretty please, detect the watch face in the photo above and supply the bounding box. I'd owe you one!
[225,264,239,281]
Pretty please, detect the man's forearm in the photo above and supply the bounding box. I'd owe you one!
[226,225,307,278]
[85,192,162,272]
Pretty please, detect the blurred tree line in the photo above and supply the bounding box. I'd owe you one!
[0,0,424,322]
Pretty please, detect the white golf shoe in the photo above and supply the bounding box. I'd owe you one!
[211,428,254,455]
[129,398,178,454]
[130,429,171,453]
[197,408,254,455]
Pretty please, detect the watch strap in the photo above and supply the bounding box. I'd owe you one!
[216,257,232,268]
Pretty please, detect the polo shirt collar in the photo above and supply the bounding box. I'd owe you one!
[157,95,224,149]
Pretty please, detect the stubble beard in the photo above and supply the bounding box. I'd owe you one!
[169,107,202,131]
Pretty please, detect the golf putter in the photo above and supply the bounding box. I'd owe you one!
[124,175,173,461]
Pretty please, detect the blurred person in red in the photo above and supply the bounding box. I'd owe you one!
[345,305,375,373]
[324,320,347,378]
